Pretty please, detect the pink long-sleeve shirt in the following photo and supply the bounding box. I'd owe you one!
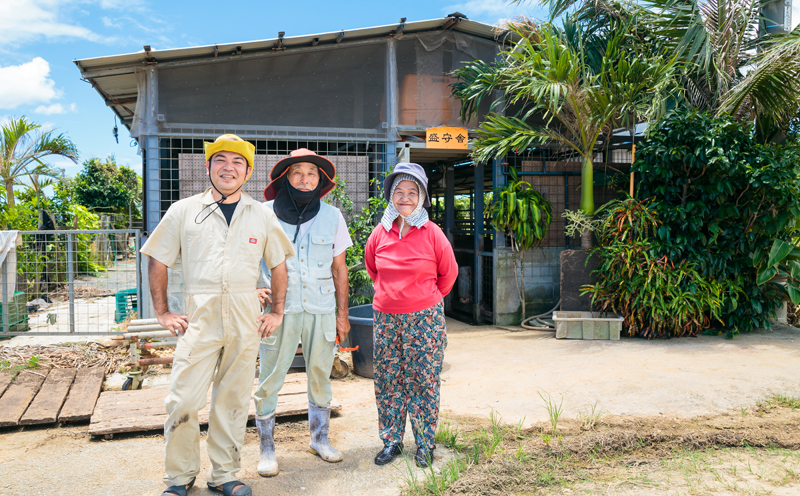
[365,221,458,314]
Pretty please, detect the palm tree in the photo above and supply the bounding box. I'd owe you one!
[453,19,676,220]
[720,25,800,138]
[540,0,800,140]
[0,117,78,207]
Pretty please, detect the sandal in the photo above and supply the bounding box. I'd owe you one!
[207,480,252,496]
[161,477,195,496]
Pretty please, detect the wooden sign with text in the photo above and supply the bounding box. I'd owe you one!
[425,126,469,149]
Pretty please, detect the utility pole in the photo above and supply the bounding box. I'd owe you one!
[761,0,793,35]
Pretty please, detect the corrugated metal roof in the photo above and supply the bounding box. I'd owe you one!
[75,16,508,127]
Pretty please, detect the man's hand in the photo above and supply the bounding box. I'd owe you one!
[257,287,272,308]
[257,312,283,338]
[336,311,350,343]
[157,311,189,336]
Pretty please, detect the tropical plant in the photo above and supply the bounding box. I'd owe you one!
[453,13,676,219]
[486,166,552,321]
[534,0,800,140]
[583,198,729,338]
[0,116,78,207]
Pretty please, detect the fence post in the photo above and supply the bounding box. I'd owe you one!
[2,257,8,334]
[67,232,75,334]
[135,230,142,320]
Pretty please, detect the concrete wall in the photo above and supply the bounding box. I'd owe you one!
[494,246,562,325]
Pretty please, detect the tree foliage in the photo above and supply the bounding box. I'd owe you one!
[71,156,141,215]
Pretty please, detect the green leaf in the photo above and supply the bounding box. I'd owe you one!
[788,285,800,306]
[767,240,794,268]
[756,267,778,285]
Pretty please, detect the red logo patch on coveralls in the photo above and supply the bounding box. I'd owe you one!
[249,238,257,244]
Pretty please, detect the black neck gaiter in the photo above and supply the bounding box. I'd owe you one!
[273,180,322,242]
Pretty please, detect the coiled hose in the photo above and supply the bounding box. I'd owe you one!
[519,299,561,331]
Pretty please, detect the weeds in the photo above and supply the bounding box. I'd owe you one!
[538,391,563,436]
[0,355,40,372]
[434,422,460,449]
[577,401,606,430]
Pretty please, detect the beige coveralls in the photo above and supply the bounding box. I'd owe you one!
[140,189,294,487]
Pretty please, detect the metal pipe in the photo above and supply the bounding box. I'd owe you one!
[140,342,177,349]
[123,330,175,339]
[129,318,159,326]
[126,324,166,332]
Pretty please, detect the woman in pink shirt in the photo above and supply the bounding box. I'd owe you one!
[365,163,457,469]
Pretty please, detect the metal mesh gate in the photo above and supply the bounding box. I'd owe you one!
[0,230,141,337]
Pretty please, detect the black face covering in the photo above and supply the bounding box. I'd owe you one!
[272,180,323,242]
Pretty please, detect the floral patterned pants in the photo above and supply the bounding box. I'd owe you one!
[373,301,447,450]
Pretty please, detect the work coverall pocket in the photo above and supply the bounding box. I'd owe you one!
[239,236,264,270]
[185,231,212,263]
[323,330,336,344]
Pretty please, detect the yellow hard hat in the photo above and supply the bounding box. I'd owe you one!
[203,134,255,182]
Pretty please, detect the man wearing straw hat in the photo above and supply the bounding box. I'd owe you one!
[253,148,352,477]
[141,134,295,496]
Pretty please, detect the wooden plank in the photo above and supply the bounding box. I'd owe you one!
[88,375,341,436]
[0,371,18,398]
[0,370,49,427]
[59,367,104,423]
[20,368,77,425]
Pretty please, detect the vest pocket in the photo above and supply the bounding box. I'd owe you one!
[310,235,333,268]
[318,276,335,308]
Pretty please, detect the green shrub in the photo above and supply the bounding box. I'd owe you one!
[632,109,800,335]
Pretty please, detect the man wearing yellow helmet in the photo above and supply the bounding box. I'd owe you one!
[141,134,295,496]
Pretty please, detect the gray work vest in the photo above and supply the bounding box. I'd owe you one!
[259,201,339,315]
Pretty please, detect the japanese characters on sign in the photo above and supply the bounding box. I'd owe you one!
[425,126,469,150]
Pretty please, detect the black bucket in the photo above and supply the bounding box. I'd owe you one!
[348,304,374,379]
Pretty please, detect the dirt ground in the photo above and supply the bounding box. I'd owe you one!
[1,320,799,495]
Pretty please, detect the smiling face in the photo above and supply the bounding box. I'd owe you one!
[207,150,249,196]
[287,162,320,192]
[392,180,420,217]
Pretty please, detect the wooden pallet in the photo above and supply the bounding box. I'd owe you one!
[88,374,339,437]
[0,367,104,428]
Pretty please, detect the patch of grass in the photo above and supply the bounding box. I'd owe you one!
[538,391,563,436]
[401,452,467,496]
[434,421,460,449]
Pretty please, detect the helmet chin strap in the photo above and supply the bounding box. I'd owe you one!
[194,158,251,224]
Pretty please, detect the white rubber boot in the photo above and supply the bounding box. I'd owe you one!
[256,413,279,476]
[307,402,343,462]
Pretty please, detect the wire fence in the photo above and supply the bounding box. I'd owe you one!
[0,230,141,337]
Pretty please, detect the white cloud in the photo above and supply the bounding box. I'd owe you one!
[0,0,123,46]
[101,16,122,28]
[0,58,61,110]
[443,0,545,25]
[34,103,77,115]
[793,3,799,30]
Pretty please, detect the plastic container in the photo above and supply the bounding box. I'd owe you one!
[114,288,138,323]
[348,304,374,379]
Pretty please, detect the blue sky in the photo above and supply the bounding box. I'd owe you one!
[2,0,798,181]
[0,0,546,179]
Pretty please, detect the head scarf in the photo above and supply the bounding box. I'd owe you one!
[272,175,322,243]
[380,173,429,239]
